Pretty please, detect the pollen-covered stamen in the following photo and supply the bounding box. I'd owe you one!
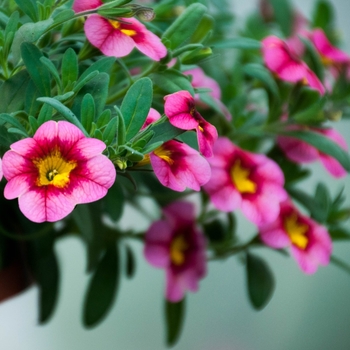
[153,146,174,165]
[170,235,188,266]
[34,150,77,188]
[284,213,309,249]
[109,20,136,36]
[231,159,257,194]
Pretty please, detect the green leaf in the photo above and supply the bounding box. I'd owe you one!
[314,183,331,222]
[165,298,186,347]
[37,103,53,126]
[83,244,120,328]
[11,18,53,64]
[282,130,350,172]
[190,14,214,43]
[40,57,62,91]
[21,42,51,97]
[52,9,74,25]
[4,11,19,55]
[117,113,126,146]
[25,80,42,116]
[329,227,350,241]
[37,97,88,136]
[14,0,38,22]
[96,109,111,128]
[102,117,118,145]
[162,3,207,49]
[267,0,293,36]
[125,244,136,279]
[81,94,95,133]
[0,113,28,135]
[61,48,78,89]
[151,69,195,95]
[121,77,153,141]
[0,69,31,113]
[104,181,124,222]
[78,57,116,83]
[213,37,261,50]
[246,252,275,310]
[147,120,184,145]
[312,0,334,31]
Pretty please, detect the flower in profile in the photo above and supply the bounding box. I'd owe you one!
[139,140,211,192]
[277,127,348,178]
[203,137,287,226]
[144,201,207,302]
[259,200,332,274]
[2,121,116,223]
[141,107,161,129]
[72,0,167,61]
[184,67,232,121]
[164,90,218,157]
[261,35,325,95]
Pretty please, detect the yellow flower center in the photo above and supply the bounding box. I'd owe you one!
[231,159,256,194]
[284,213,309,249]
[321,55,334,66]
[109,20,136,36]
[170,235,188,266]
[153,146,174,165]
[34,150,77,188]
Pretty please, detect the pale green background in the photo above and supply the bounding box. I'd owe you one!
[1,1,350,349]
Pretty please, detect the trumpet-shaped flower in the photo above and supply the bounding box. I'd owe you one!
[262,35,325,95]
[164,90,218,157]
[2,121,116,223]
[204,137,287,226]
[140,140,211,192]
[277,127,348,178]
[184,67,232,120]
[259,200,332,274]
[144,201,207,302]
[72,0,167,61]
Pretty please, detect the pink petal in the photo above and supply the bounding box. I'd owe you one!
[68,137,106,159]
[196,121,218,158]
[166,269,185,302]
[259,224,290,249]
[33,120,58,150]
[319,154,347,178]
[163,201,196,227]
[10,138,39,157]
[72,0,102,13]
[142,108,161,129]
[85,15,135,57]
[205,183,241,212]
[4,174,33,199]
[2,151,36,181]
[290,246,318,274]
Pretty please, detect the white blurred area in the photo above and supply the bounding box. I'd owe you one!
[2,1,350,350]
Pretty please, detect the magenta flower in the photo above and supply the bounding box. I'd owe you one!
[144,201,207,302]
[184,67,232,121]
[203,137,287,226]
[72,0,167,61]
[261,35,325,95]
[164,90,218,158]
[2,121,116,223]
[141,107,161,129]
[140,140,211,192]
[259,200,332,274]
[277,127,348,178]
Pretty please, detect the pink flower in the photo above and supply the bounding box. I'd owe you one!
[259,200,332,274]
[2,121,116,223]
[140,140,211,192]
[261,35,325,95]
[277,127,348,178]
[144,201,207,302]
[164,90,218,158]
[141,108,161,129]
[203,137,287,226]
[72,0,167,61]
[184,67,232,121]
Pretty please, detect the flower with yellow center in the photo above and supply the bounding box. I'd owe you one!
[231,159,257,194]
[284,213,309,249]
[170,235,188,266]
[109,20,137,37]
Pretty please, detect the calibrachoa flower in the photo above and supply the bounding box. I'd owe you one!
[261,35,325,95]
[204,137,287,226]
[2,121,116,223]
[72,0,167,61]
[259,200,332,274]
[142,107,161,129]
[184,67,232,121]
[277,127,348,178]
[144,201,207,302]
[164,90,218,158]
[139,140,211,192]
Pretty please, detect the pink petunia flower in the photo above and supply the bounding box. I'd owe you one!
[277,127,348,178]
[203,137,287,226]
[259,200,332,274]
[144,201,207,302]
[261,35,325,95]
[141,107,161,129]
[164,90,218,158]
[139,140,211,192]
[184,67,232,121]
[72,0,167,61]
[2,121,116,223]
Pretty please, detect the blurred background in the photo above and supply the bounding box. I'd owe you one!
[1,0,350,349]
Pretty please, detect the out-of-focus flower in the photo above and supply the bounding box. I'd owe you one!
[164,90,218,157]
[277,127,348,178]
[2,121,116,223]
[184,67,232,120]
[204,137,287,226]
[259,200,332,274]
[139,140,211,192]
[72,0,167,61]
[144,201,207,302]
[261,35,325,95]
